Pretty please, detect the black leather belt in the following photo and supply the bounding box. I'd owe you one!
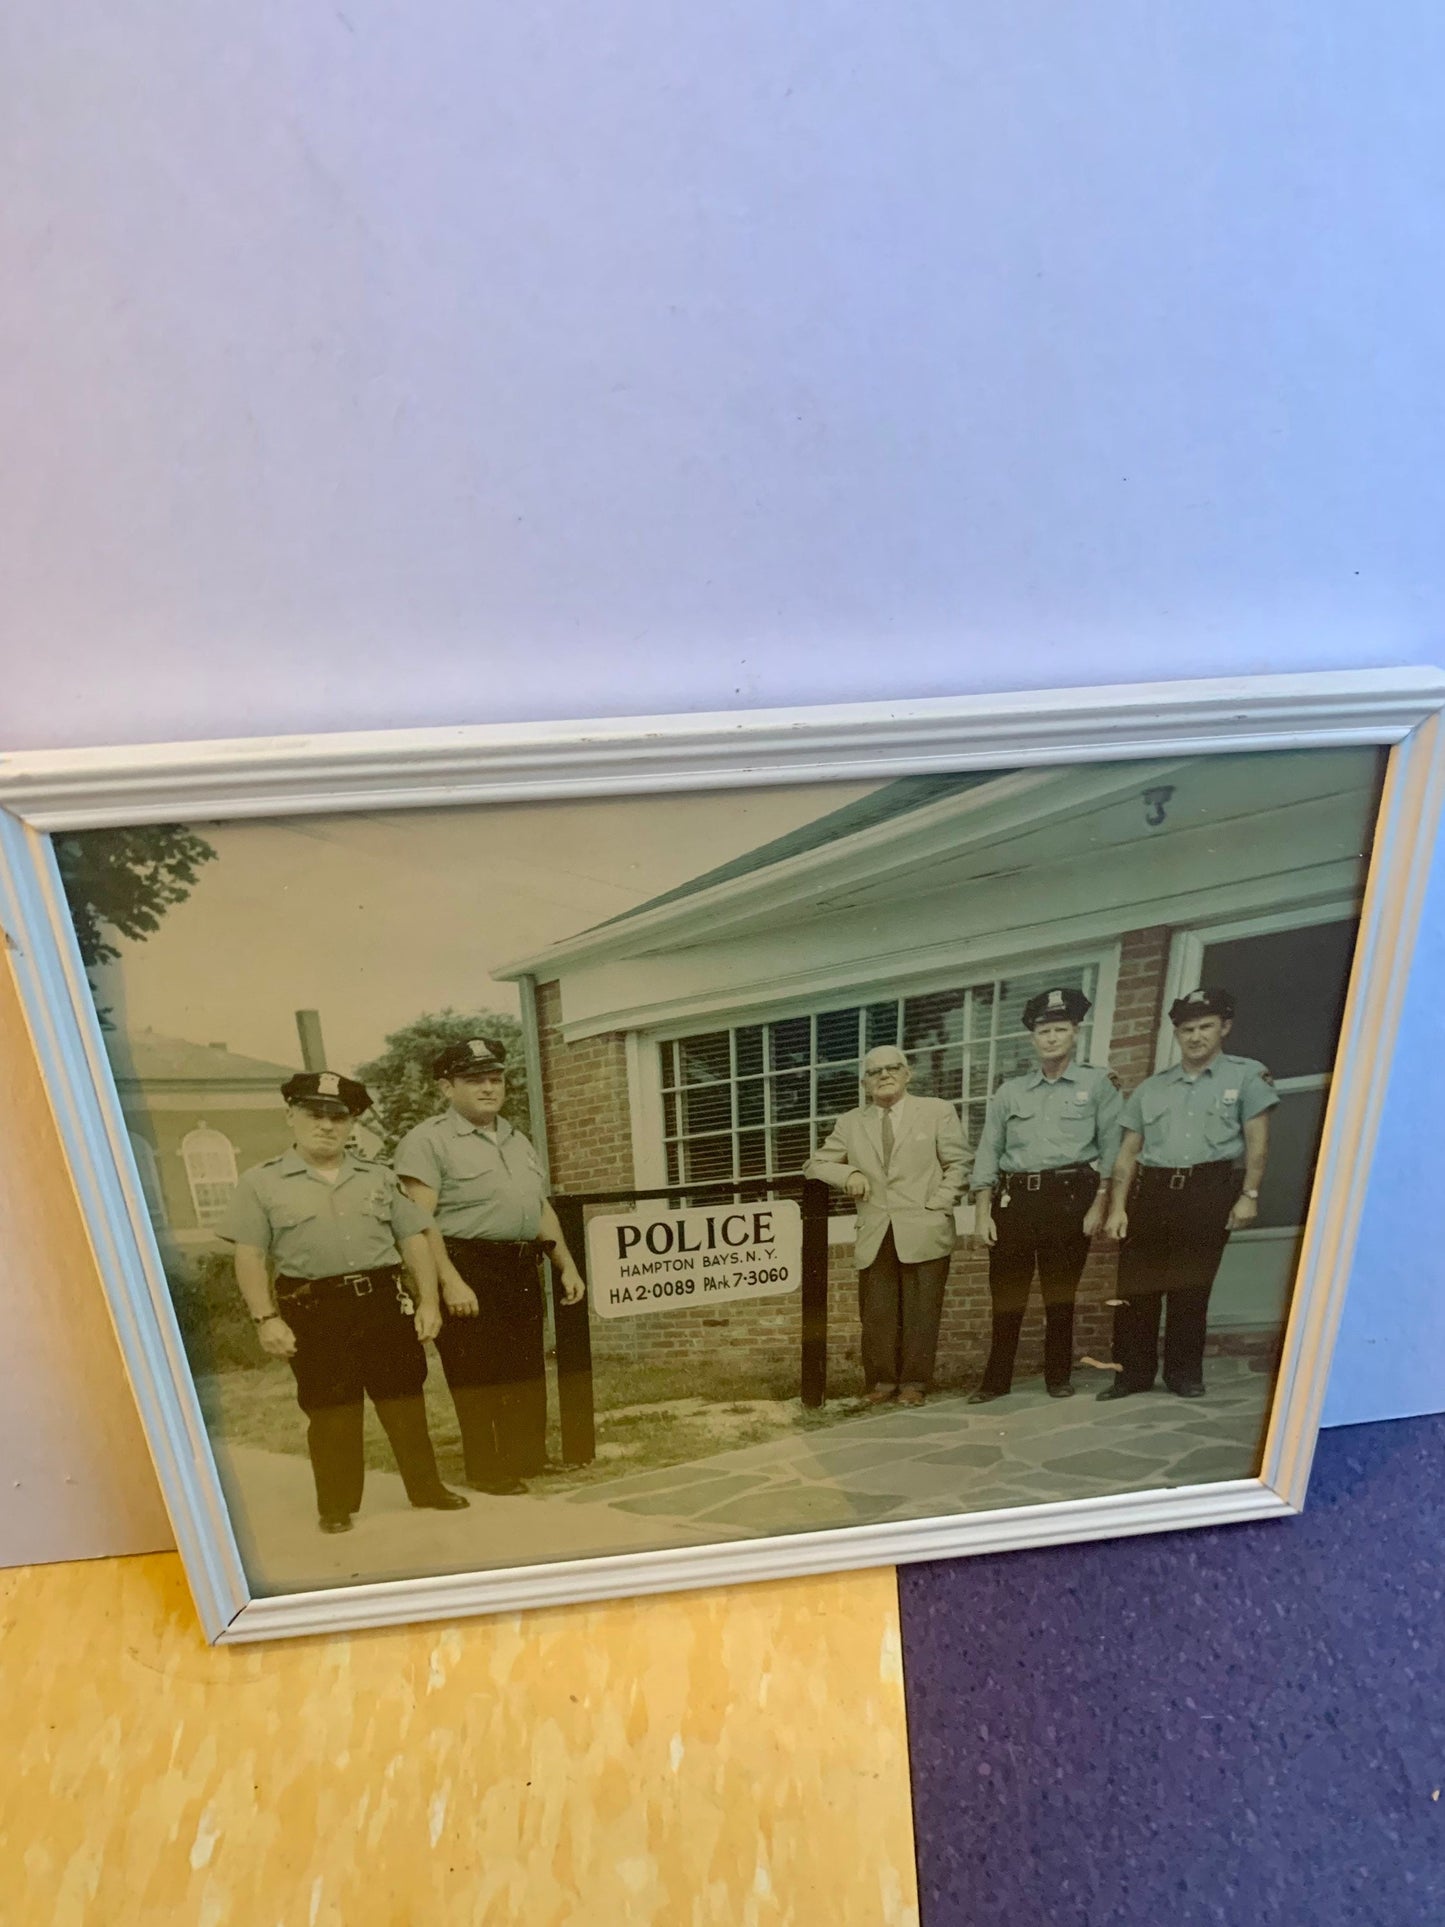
[444,1237,541,1260]
[1138,1159,1236,1191]
[999,1162,1096,1194]
[276,1266,400,1299]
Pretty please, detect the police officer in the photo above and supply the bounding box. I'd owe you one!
[222,1071,468,1534]
[1100,987,1278,1401]
[967,987,1122,1402]
[394,1038,586,1496]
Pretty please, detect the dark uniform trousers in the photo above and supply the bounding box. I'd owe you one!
[276,1268,446,1519]
[1113,1161,1236,1391]
[438,1238,549,1483]
[859,1229,951,1391]
[980,1164,1095,1394]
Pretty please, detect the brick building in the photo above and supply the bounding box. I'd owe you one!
[103,1029,300,1257]
[502,748,1382,1397]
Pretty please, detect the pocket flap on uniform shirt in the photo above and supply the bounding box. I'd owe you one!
[270,1202,320,1231]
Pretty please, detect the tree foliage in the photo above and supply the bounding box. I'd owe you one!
[355,1008,531,1153]
[54,825,217,969]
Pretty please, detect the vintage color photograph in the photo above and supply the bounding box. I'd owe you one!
[61,745,1385,1594]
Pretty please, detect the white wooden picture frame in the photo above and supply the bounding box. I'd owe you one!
[0,667,1440,1644]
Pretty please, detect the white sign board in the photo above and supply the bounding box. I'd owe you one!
[586,1199,803,1321]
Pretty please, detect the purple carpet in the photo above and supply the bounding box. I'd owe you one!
[899,1414,1445,1926]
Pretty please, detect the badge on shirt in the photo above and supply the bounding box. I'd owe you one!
[1224,1089,1239,1103]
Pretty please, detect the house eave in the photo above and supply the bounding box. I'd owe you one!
[496,760,1187,982]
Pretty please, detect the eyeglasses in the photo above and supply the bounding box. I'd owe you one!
[863,1063,907,1077]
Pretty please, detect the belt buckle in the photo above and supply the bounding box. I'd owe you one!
[1168,1169,1187,1191]
[1025,1172,1042,1193]
[344,1272,373,1295]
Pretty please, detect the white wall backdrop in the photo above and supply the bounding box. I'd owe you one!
[1,0,1442,1540]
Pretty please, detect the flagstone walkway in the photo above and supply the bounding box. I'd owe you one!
[558,1353,1274,1536]
[213,1356,1273,1595]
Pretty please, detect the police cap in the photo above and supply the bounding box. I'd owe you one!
[1022,986,1091,1029]
[280,1070,372,1116]
[433,1036,509,1079]
[1168,986,1236,1026]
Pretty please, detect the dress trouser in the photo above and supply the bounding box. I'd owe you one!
[276,1269,446,1519]
[858,1228,951,1391]
[438,1238,549,1482]
[979,1166,1095,1393]
[1113,1163,1236,1390]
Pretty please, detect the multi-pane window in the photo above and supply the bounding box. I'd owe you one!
[659,963,1099,1185]
[180,1124,239,1229]
[128,1130,168,1229]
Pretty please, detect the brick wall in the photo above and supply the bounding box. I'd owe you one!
[535,980,634,1193]
[537,931,1186,1401]
[1107,924,1172,1088]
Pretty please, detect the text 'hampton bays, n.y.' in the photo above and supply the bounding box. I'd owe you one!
[584,1200,803,1320]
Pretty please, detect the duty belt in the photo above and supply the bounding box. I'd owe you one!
[999,1162,1095,1195]
[276,1265,401,1299]
[1138,1158,1236,1192]
[444,1236,541,1260]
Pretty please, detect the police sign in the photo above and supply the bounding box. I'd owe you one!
[586,1199,803,1320]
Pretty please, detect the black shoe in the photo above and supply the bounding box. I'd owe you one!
[1047,1383,1076,1399]
[318,1513,353,1534]
[967,1388,1008,1405]
[1095,1382,1150,1402]
[411,1487,470,1511]
[467,1475,527,1497]
[1165,1380,1206,1399]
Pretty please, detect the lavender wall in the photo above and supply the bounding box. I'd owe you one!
[3,3,1442,1427]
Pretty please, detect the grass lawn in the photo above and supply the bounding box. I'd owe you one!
[197,1355,864,1493]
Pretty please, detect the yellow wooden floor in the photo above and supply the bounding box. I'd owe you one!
[0,1552,918,1926]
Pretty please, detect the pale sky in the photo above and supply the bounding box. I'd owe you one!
[95,780,879,1074]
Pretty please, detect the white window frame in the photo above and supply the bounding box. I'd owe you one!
[127,1129,168,1229]
[629,942,1120,1191]
[179,1124,239,1230]
[1159,901,1360,1242]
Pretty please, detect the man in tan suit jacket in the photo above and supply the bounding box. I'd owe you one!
[805,1046,968,1407]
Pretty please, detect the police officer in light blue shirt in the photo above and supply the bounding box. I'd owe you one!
[222,1070,468,1534]
[1100,987,1278,1401]
[969,986,1122,1401]
[395,1037,585,1494]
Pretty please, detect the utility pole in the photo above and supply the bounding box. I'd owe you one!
[295,1009,327,1071]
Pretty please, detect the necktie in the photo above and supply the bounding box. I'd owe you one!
[880,1109,894,1170]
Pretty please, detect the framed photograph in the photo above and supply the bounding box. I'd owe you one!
[1,669,1441,1643]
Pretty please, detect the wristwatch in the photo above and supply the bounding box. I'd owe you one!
[252,1310,282,1324]
[1240,1188,1260,1200]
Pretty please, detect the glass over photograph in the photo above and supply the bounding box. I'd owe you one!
[61,745,1386,1594]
